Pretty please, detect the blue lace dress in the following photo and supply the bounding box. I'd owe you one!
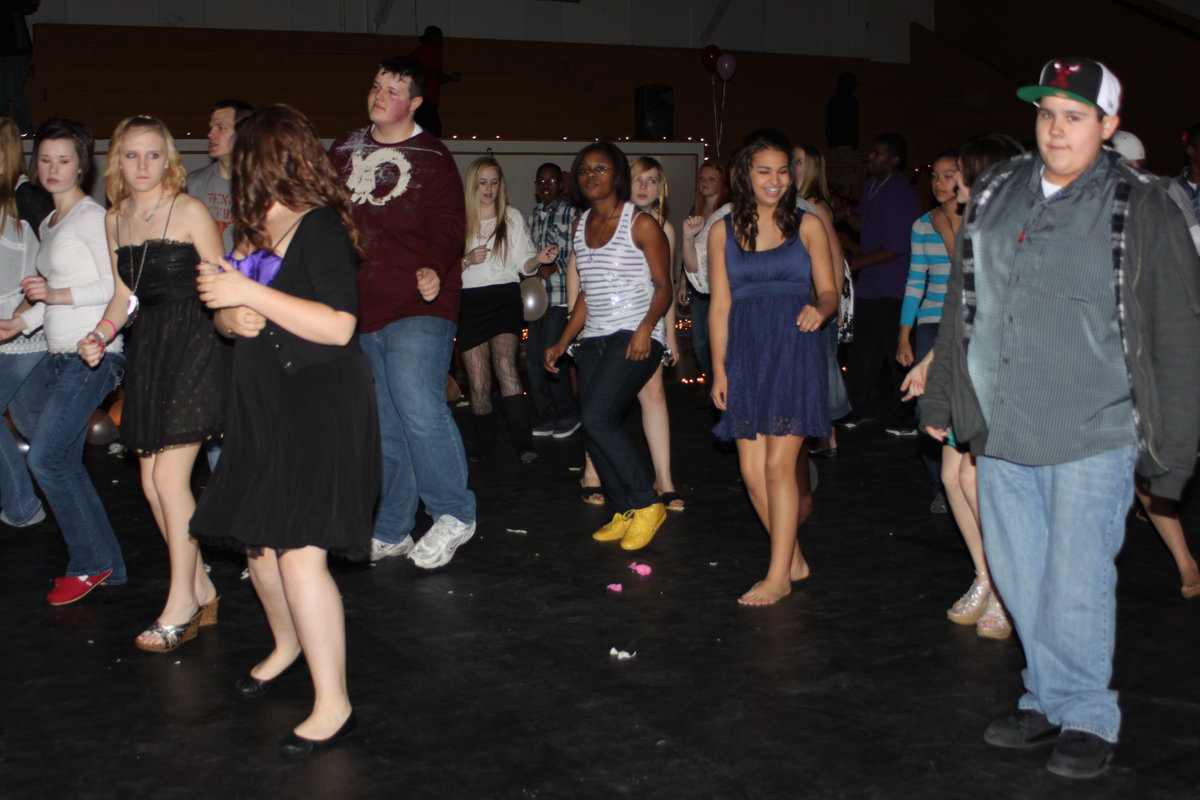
[713,215,830,440]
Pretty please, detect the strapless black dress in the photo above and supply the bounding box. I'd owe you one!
[116,239,231,453]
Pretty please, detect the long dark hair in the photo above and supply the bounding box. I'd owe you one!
[231,104,356,252]
[568,141,631,207]
[958,134,1023,189]
[729,131,798,252]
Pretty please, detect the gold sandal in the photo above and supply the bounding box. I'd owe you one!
[135,609,202,653]
[198,596,220,627]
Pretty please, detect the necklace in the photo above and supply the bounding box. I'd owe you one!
[123,195,176,323]
[586,204,620,249]
[134,189,167,223]
[866,172,893,201]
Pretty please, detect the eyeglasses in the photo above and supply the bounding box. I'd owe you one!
[576,165,612,177]
[535,178,560,185]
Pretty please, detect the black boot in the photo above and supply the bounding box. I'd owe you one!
[499,394,538,463]
[467,411,497,463]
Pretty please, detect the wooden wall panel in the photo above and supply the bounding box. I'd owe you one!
[22,6,1199,177]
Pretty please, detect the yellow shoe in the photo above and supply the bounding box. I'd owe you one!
[593,510,634,542]
[620,502,666,550]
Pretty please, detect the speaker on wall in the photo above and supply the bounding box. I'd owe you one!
[634,84,674,141]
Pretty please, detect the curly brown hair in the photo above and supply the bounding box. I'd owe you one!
[729,132,798,251]
[231,104,356,252]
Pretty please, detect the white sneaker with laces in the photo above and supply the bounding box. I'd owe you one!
[408,515,477,569]
[370,534,414,562]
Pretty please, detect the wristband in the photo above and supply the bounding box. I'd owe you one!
[91,327,109,346]
[98,318,117,339]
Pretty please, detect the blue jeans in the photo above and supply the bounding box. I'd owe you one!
[360,316,476,543]
[0,351,46,524]
[525,305,578,423]
[22,353,127,582]
[689,289,711,377]
[977,444,1136,743]
[576,332,663,513]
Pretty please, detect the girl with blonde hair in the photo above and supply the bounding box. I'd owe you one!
[78,115,229,650]
[459,156,557,463]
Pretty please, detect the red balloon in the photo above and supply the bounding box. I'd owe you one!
[701,44,722,73]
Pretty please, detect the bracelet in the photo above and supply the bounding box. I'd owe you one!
[98,318,117,340]
[91,327,109,346]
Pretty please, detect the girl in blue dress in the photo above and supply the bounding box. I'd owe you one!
[708,131,838,606]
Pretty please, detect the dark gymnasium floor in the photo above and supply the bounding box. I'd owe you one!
[2,338,1199,800]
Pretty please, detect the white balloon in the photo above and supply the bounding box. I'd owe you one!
[521,279,549,322]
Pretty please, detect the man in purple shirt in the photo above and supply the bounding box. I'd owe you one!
[840,132,920,433]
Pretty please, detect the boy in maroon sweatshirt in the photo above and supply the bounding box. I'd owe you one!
[330,56,476,569]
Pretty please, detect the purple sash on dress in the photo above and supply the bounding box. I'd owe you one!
[225,250,283,286]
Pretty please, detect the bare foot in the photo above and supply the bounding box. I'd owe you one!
[789,544,811,582]
[738,578,792,606]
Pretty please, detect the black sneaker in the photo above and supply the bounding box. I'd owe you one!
[840,416,878,430]
[983,710,1061,749]
[884,425,917,437]
[1046,730,1113,779]
[532,421,556,438]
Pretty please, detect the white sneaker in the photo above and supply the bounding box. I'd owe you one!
[370,534,414,562]
[408,515,476,569]
[0,504,46,528]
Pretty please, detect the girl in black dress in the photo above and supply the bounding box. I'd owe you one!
[192,105,381,759]
[78,116,227,651]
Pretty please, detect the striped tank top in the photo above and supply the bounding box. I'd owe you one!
[573,202,666,344]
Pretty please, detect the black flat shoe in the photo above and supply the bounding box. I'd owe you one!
[808,447,839,459]
[279,711,356,760]
[235,660,298,698]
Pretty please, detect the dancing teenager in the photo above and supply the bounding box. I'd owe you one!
[902,134,1022,639]
[77,116,228,651]
[545,142,671,551]
[0,119,126,604]
[526,163,580,439]
[794,143,849,457]
[709,132,837,606]
[579,156,683,510]
[0,115,50,529]
[679,160,730,379]
[922,60,1200,778]
[330,56,475,568]
[192,105,381,759]
[459,156,555,463]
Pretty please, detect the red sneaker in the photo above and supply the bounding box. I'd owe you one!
[47,569,113,606]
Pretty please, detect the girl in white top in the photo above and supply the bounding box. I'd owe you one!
[459,156,556,462]
[0,115,48,528]
[680,160,731,383]
[0,118,127,605]
[578,157,684,510]
[545,142,672,551]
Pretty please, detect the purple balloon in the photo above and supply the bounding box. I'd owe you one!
[716,52,737,81]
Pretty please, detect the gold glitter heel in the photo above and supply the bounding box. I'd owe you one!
[947,573,990,625]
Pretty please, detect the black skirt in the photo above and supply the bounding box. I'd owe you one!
[457,283,523,351]
[190,335,381,559]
